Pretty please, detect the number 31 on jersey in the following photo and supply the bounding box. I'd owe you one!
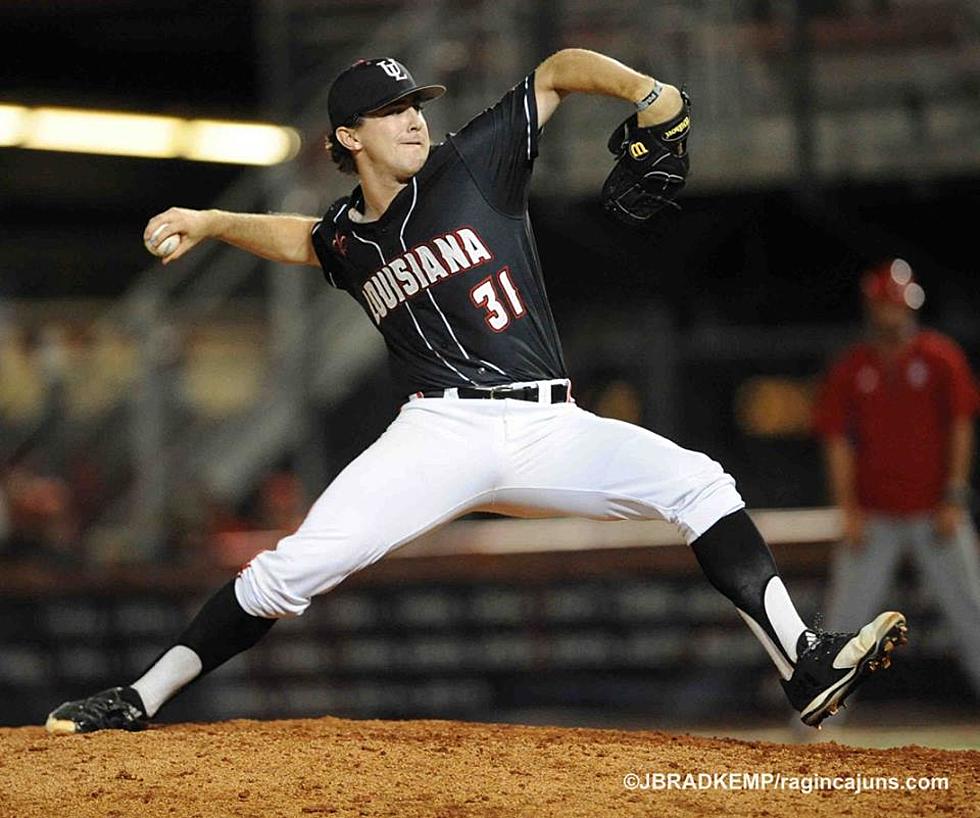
[469,267,526,332]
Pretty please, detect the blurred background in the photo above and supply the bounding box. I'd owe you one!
[1,0,978,747]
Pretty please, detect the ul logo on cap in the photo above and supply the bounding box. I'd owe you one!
[378,59,408,81]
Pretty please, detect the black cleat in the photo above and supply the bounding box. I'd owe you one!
[45,686,148,735]
[782,611,908,728]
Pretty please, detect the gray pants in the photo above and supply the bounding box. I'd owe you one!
[824,512,980,697]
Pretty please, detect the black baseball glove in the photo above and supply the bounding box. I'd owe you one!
[600,90,691,228]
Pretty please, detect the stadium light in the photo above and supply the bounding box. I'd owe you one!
[0,105,29,146]
[183,119,302,166]
[29,108,182,158]
[0,104,301,165]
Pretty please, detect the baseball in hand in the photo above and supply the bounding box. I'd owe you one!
[145,224,181,258]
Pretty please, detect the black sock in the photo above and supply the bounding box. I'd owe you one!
[177,579,277,673]
[117,685,148,714]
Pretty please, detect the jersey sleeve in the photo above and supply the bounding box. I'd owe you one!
[310,198,349,290]
[448,72,540,216]
[939,338,980,418]
[812,356,854,438]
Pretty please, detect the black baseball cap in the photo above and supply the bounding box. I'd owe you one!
[328,58,446,130]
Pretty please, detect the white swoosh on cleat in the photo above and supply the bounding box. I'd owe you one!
[833,611,906,670]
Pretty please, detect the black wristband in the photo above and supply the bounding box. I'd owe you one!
[634,80,664,113]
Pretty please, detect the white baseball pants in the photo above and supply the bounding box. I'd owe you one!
[236,382,745,618]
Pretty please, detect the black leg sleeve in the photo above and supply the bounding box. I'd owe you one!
[177,579,276,673]
[690,509,787,659]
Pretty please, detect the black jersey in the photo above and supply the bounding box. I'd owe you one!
[311,72,568,398]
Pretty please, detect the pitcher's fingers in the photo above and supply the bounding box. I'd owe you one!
[143,209,181,242]
[148,223,172,245]
[161,236,198,265]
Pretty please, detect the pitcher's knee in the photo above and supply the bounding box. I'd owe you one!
[674,460,745,545]
[235,552,312,619]
[234,529,367,619]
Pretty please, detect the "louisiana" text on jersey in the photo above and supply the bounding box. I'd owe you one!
[362,227,493,323]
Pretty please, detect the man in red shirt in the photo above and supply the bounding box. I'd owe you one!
[814,259,980,696]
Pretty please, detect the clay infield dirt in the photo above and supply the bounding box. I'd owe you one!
[1,717,976,817]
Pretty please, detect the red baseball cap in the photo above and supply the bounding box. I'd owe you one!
[861,259,925,309]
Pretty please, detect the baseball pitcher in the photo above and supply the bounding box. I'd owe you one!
[47,50,906,734]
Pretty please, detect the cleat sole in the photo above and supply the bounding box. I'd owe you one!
[800,613,908,728]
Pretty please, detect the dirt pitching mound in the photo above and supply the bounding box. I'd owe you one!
[1,717,976,817]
